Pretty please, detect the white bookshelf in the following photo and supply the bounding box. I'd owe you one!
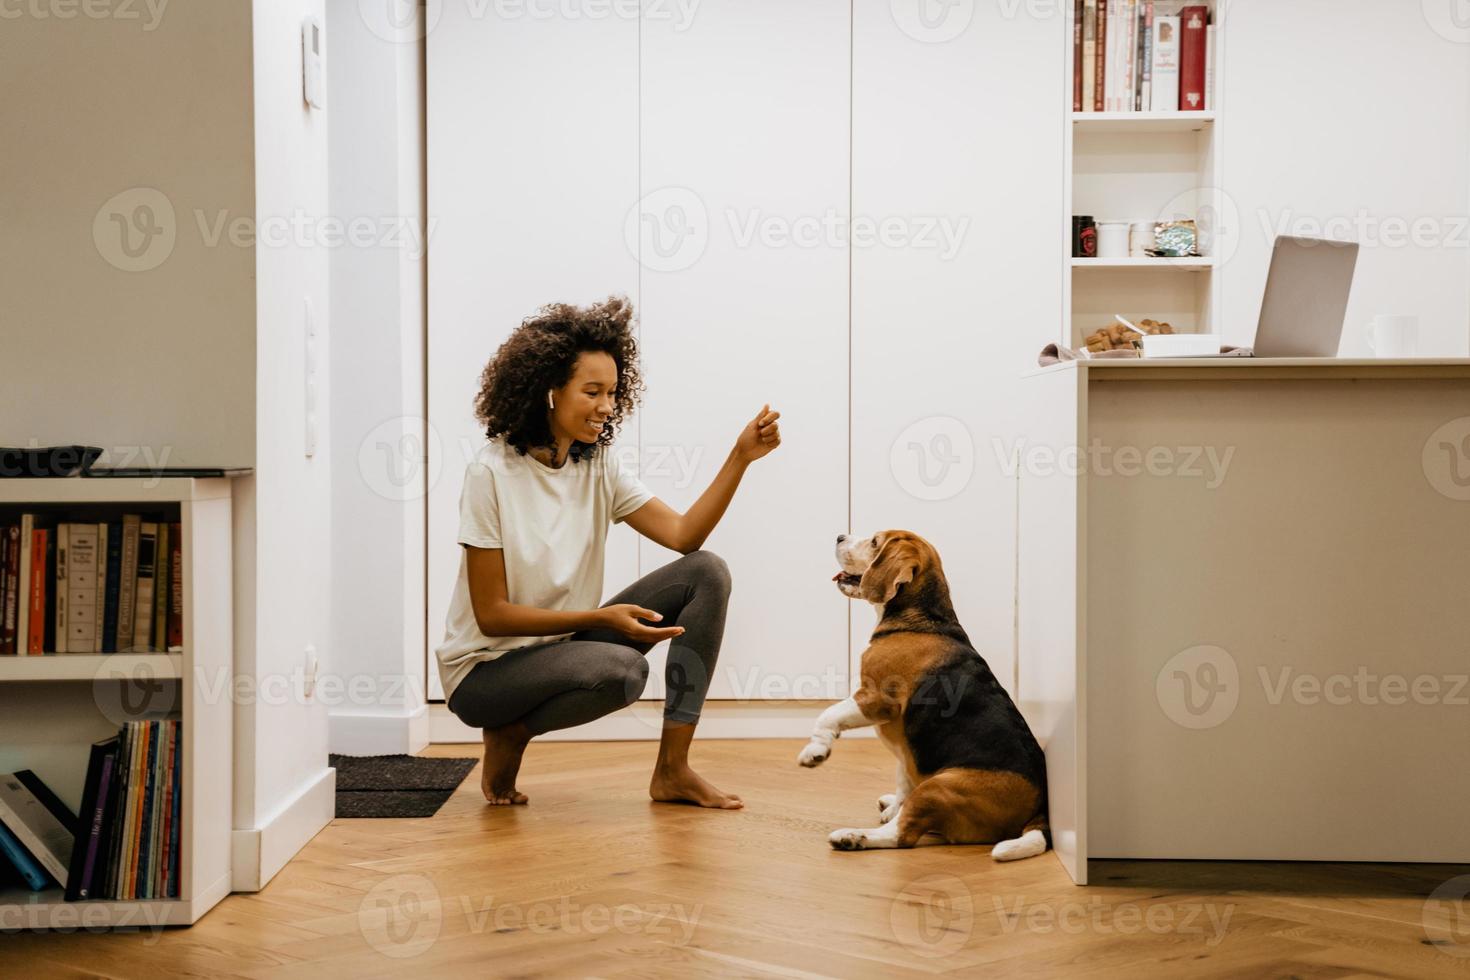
[0,477,235,929]
[1064,1,1225,347]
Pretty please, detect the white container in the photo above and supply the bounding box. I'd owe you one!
[1096,221,1131,258]
[1141,333,1222,358]
[1366,314,1419,358]
[1129,221,1155,257]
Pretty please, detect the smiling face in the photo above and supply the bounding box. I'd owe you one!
[549,350,618,446]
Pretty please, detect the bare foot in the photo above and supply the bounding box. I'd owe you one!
[650,764,743,809]
[481,724,530,805]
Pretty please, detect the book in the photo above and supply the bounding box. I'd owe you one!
[1140,1,1153,113]
[1123,0,1137,113]
[64,736,120,901]
[1082,0,1097,114]
[28,528,48,654]
[16,514,34,656]
[66,523,99,654]
[1151,13,1180,112]
[94,523,108,654]
[1094,0,1107,111]
[1,524,15,654]
[153,522,169,655]
[0,820,48,892]
[102,519,123,653]
[103,722,135,900]
[1072,0,1083,112]
[43,526,57,654]
[54,523,69,654]
[132,522,158,652]
[166,522,183,651]
[1179,4,1208,111]
[0,770,76,887]
[167,722,181,897]
[117,514,141,652]
[1205,22,1215,111]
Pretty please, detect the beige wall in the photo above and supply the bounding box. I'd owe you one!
[0,3,256,469]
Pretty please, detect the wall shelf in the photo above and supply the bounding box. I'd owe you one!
[0,477,233,930]
[1072,111,1214,134]
[1071,257,1215,271]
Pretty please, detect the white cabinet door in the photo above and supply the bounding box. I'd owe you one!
[426,7,641,700]
[635,0,852,702]
[850,0,1066,691]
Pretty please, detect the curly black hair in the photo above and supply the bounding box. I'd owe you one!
[473,294,644,462]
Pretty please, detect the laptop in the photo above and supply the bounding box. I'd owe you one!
[1224,235,1360,357]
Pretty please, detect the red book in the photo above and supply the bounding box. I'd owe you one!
[1094,0,1107,111]
[27,528,47,654]
[1178,5,1208,111]
[166,522,183,649]
[1073,0,1084,111]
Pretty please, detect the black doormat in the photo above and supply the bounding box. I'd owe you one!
[329,753,478,818]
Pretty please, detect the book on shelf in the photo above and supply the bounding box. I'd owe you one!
[0,513,182,655]
[0,769,77,887]
[1074,0,1211,114]
[0,721,183,901]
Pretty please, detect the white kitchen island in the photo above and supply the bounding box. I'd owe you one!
[1017,358,1470,884]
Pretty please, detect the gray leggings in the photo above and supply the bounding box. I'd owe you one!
[446,550,731,735]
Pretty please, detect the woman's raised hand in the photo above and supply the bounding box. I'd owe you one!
[599,604,686,643]
[735,403,782,463]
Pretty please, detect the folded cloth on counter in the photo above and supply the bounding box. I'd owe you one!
[1037,344,1141,367]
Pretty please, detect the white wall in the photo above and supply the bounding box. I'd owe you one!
[323,0,429,755]
[0,3,255,467]
[1221,0,1470,354]
[232,0,335,891]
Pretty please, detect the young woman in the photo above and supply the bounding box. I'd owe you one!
[436,295,781,810]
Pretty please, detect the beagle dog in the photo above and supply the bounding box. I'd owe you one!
[799,530,1049,860]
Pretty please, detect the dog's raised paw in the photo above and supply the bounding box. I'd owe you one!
[878,803,900,824]
[828,828,866,850]
[797,742,830,768]
[877,793,897,811]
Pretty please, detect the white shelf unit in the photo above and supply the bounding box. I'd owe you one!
[1064,1,1225,348]
[0,478,233,929]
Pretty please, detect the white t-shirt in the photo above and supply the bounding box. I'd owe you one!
[435,438,654,703]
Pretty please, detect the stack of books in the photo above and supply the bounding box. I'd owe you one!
[0,719,182,900]
[0,514,183,655]
[1072,1,1214,113]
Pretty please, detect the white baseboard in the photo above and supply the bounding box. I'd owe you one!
[428,699,877,743]
[231,766,336,892]
[329,706,431,756]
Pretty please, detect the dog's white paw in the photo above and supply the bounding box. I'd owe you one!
[878,800,901,824]
[877,793,897,811]
[828,828,867,850]
[797,741,830,768]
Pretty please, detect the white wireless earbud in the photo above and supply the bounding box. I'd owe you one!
[547,390,555,410]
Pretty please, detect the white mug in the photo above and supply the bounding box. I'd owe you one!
[1366,314,1419,358]
[1129,221,1155,257]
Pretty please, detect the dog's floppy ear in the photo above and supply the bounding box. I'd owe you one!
[861,535,921,605]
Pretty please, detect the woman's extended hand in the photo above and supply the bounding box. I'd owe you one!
[598,604,686,644]
[735,404,782,463]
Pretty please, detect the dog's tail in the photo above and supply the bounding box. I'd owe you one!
[991,813,1050,863]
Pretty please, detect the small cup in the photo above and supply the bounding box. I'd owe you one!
[1129,221,1155,257]
[1366,314,1419,358]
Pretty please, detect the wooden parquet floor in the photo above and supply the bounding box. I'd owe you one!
[6,739,1469,978]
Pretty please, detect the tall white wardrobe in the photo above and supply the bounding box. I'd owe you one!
[426,0,1067,718]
